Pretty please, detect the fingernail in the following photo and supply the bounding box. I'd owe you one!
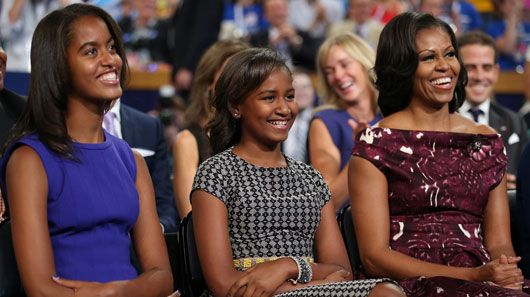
[52,275,60,281]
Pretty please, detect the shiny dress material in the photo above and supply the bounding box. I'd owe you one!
[352,127,530,296]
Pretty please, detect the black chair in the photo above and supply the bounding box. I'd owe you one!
[178,213,207,297]
[0,220,24,297]
[164,231,183,292]
[337,205,363,274]
[510,189,530,278]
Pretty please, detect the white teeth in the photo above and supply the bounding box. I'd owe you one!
[339,82,353,89]
[100,72,117,81]
[270,120,287,126]
[431,77,451,85]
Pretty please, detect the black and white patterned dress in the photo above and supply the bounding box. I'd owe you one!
[192,147,391,296]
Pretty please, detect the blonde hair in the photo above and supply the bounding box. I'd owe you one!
[315,32,377,111]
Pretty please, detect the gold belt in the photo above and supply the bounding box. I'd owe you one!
[233,256,314,270]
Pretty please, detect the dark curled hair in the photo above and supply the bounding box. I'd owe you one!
[207,48,291,154]
[3,3,128,158]
[374,12,467,117]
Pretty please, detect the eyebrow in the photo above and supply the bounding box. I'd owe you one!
[77,37,114,52]
[417,45,454,54]
[257,88,295,95]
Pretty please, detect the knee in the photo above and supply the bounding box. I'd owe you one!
[368,282,405,297]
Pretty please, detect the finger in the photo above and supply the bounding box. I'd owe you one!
[228,278,247,297]
[347,119,358,131]
[52,276,82,289]
[242,284,256,297]
[507,256,522,264]
[233,283,248,297]
[499,254,508,265]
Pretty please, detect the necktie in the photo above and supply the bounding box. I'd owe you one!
[103,111,117,136]
[468,107,483,123]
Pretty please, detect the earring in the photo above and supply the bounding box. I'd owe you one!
[233,113,240,119]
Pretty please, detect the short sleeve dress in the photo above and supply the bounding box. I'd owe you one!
[352,127,530,296]
[192,147,391,296]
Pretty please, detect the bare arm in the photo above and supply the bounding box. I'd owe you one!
[172,130,199,219]
[6,146,75,297]
[348,156,520,283]
[309,119,348,212]
[495,1,520,55]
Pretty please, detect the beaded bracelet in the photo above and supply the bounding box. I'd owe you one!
[287,256,313,285]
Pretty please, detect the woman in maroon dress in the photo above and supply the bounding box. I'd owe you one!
[348,12,530,296]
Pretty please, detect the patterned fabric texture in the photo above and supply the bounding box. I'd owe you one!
[353,127,530,296]
[192,147,390,296]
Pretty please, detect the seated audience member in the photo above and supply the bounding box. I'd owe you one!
[103,100,178,233]
[0,44,25,223]
[517,143,530,279]
[328,0,384,50]
[309,32,381,213]
[282,67,318,163]
[288,0,345,38]
[370,0,408,24]
[117,0,166,67]
[172,39,249,219]
[483,0,530,72]
[218,0,267,40]
[457,31,528,190]
[0,4,173,296]
[250,0,322,70]
[349,12,530,295]
[445,0,483,33]
[191,47,404,297]
[0,0,74,72]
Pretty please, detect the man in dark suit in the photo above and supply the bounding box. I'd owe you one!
[457,31,528,189]
[0,45,26,222]
[163,0,223,96]
[104,101,178,233]
[249,0,322,71]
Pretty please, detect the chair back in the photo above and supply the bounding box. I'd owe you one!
[164,231,183,292]
[0,220,24,297]
[178,213,206,297]
[337,205,363,273]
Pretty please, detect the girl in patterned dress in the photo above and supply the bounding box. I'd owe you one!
[349,12,530,296]
[190,48,404,297]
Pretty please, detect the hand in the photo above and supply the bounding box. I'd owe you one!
[53,276,123,297]
[228,259,295,297]
[506,173,516,190]
[323,269,351,282]
[475,255,524,290]
[174,68,193,91]
[347,119,369,138]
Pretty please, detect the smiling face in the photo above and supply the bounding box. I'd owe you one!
[66,15,123,104]
[460,44,499,106]
[412,27,460,110]
[0,46,6,90]
[324,45,369,105]
[236,68,299,148]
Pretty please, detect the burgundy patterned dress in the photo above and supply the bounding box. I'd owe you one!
[352,127,530,296]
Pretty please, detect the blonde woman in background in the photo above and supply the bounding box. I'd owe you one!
[309,32,380,213]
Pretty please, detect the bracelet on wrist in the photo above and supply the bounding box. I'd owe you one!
[287,256,312,285]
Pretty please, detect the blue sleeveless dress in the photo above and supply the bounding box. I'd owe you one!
[0,130,139,282]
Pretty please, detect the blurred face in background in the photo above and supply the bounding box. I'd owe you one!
[293,71,316,110]
[460,44,499,106]
[419,0,444,17]
[348,0,374,24]
[264,0,289,27]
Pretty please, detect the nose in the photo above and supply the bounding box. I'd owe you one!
[435,57,450,71]
[101,49,118,67]
[275,97,291,116]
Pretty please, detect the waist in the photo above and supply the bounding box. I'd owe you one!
[233,256,314,271]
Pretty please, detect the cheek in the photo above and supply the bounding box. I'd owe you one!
[289,102,300,116]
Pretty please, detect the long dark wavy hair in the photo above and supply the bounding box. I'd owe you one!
[374,12,467,117]
[207,48,291,154]
[2,3,128,158]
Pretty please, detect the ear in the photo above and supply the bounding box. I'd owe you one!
[228,104,241,119]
